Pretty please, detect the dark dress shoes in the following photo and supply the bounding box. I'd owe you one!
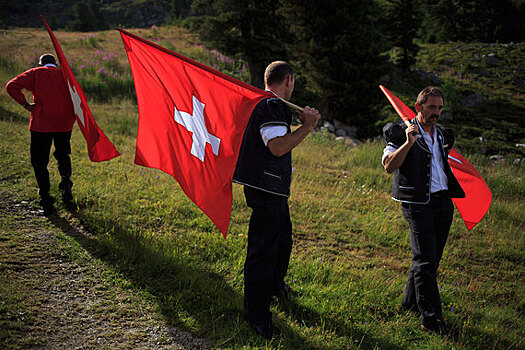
[249,321,281,339]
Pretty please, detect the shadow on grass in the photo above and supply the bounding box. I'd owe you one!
[447,314,520,350]
[276,296,404,350]
[47,203,404,349]
[0,104,28,124]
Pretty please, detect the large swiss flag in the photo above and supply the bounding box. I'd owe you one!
[118,29,271,236]
[380,85,492,230]
[41,14,120,162]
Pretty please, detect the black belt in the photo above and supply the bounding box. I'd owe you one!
[431,190,449,197]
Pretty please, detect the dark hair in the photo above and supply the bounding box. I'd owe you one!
[416,86,444,105]
[264,61,294,87]
[38,54,56,66]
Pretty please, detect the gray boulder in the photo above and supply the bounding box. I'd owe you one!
[461,93,484,107]
[333,119,357,138]
[322,121,335,133]
[484,53,500,67]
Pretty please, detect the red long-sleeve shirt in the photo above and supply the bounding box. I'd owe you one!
[6,66,75,132]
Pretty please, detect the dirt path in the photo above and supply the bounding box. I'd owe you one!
[0,191,212,349]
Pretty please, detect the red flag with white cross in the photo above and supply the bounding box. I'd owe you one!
[380,85,492,230]
[118,28,271,236]
[41,14,120,162]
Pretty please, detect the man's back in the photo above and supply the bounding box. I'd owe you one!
[6,66,75,132]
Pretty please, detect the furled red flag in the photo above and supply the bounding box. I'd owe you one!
[379,85,492,230]
[118,28,272,237]
[41,14,120,162]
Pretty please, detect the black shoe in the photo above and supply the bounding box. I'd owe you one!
[421,318,448,335]
[42,202,56,216]
[248,321,281,339]
[39,194,55,206]
[61,183,73,202]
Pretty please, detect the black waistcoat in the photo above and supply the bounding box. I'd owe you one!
[233,98,292,197]
[383,120,465,204]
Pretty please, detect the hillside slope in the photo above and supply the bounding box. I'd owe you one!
[381,42,525,156]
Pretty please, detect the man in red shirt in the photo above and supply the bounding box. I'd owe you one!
[6,53,76,215]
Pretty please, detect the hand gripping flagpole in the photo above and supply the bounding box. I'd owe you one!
[379,85,420,138]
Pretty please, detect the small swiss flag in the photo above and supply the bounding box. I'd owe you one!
[41,14,120,162]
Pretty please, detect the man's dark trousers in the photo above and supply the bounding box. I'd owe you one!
[400,192,454,325]
[30,131,72,203]
[243,186,292,325]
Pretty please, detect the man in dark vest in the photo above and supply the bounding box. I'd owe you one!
[234,61,321,339]
[382,86,465,334]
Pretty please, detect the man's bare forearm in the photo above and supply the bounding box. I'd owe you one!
[267,124,315,157]
[384,141,412,173]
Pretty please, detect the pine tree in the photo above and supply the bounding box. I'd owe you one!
[189,0,289,88]
[385,0,421,71]
[278,0,389,136]
[69,2,97,32]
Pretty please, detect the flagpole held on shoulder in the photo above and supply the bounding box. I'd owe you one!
[279,98,304,112]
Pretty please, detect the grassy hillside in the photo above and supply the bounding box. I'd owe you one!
[1,27,524,349]
[382,42,525,157]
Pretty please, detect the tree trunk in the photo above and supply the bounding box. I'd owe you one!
[247,58,264,88]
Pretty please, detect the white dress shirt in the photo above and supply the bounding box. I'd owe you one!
[260,125,287,146]
[259,89,288,146]
[382,122,448,193]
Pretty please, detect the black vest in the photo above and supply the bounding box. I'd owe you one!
[233,98,292,197]
[383,120,465,204]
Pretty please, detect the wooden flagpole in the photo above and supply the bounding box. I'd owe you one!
[279,98,304,112]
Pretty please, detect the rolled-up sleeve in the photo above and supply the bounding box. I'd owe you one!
[260,125,287,146]
[382,144,398,166]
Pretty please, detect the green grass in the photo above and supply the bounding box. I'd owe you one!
[0,27,524,349]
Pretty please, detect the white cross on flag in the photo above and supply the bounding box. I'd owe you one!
[119,29,271,236]
[42,14,120,162]
[173,95,221,162]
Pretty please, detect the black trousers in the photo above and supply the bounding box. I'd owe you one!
[401,193,454,324]
[30,131,73,202]
[243,186,292,325]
